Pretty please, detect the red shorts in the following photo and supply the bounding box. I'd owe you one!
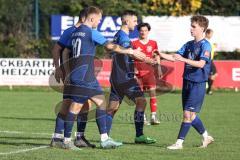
[136,72,157,91]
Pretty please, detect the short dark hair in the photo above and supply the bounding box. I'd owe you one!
[137,23,151,31]
[121,10,137,20]
[191,15,209,32]
[206,28,213,35]
[78,8,87,23]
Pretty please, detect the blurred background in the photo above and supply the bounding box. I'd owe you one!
[0,0,239,59]
[0,0,240,89]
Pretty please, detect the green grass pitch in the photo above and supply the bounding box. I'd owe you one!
[0,89,240,160]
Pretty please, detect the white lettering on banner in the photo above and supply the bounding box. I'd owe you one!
[232,68,240,81]
[61,16,74,34]
[0,59,55,86]
[100,17,121,31]
[59,16,121,37]
[61,16,79,34]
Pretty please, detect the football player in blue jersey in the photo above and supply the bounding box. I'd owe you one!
[51,9,95,148]
[159,15,214,149]
[106,10,157,144]
[61,6,149,149]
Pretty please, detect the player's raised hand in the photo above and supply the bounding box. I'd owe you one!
[54,67,64,83]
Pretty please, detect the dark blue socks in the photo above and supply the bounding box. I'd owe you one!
[64,112,76,138]
[54,113,65,134]
[106,114,113,135]
[191,116,206,134]
[96,109,107,134]
[177,122,191,140]
[77,112,88,134]
[134,110,144,137]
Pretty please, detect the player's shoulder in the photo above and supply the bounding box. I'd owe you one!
[200,39,211,49]
[132,39,140,45]
[183,40,194,48]
[117,30,130,41]
[148,40,157,45]
[149,39,157,43]
[186,40,194,45]
[201,39,211,45]
[63,26,76,35]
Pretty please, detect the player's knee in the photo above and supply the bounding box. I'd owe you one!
[190,112,196,121]
[149,88,156,97]
[107,100,120,115]
[107,106,119,115]
[59,99,71,115]
[70,102,82,114]
[97,101,107,110]
[183,112,191,122]
[81,101,90,113]
[135,98,147,111]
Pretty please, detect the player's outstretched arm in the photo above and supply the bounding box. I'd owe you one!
[52,44,64,83]
[174,54,206,68]
[158,52,176,62]
[104,42,147,61]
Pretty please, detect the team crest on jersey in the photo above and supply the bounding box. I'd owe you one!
[147,46,152,52]
[204,51,210,57]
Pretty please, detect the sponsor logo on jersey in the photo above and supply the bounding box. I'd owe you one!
[147,46,152,52]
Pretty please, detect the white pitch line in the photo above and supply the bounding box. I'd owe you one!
[0,130,52,136]
[0,146,49,155]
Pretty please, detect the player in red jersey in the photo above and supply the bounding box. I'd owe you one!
[132,22,162,125]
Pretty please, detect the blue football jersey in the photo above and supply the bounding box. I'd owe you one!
[177,39,212,82]
[58,26,76,48]
[110,30,135,84]
[66,24,107,83]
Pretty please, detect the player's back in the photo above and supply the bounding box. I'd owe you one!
[67,24,97,83]
[110,30,135,84]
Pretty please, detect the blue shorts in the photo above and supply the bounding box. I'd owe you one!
[64,69,103,104]
[64,81,103,104]
[182,80,206,113]
[109,79,144,104]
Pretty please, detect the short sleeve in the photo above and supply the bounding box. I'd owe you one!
[200,42,211,62]
[119,36,131,48]
[92,29,108,45]
[57,30,71,48]
[177,43,187,56]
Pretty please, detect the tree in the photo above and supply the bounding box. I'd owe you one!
[198,0,240,16]
[140,0,202,16]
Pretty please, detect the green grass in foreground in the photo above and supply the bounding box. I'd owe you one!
[0,90,240,160]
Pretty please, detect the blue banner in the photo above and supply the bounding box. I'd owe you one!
[51,15,139,41]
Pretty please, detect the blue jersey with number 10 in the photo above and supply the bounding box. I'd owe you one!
[66,24,107,84]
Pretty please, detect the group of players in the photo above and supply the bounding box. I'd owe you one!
[50,6,214,150]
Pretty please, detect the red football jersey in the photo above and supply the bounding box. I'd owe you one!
[132,39,158,58]
[132,39,158,77]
